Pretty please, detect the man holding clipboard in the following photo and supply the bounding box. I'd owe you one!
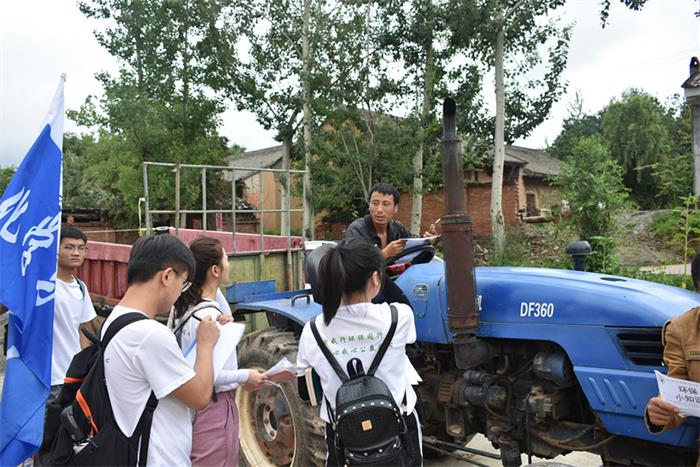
[344,183,437,305]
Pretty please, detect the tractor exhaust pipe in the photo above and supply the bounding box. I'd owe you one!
[441,99,490,370]
[441,98,478,333]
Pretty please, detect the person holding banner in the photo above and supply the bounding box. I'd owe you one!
[173,236,266,466]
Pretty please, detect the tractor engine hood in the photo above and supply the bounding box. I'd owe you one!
[397,261,700,344]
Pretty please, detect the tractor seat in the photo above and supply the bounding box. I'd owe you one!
[304,242,336,305]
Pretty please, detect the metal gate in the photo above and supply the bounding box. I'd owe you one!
[142,161,307,291]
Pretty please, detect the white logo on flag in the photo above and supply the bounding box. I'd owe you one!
[36,271,57,306]
[0,188,31,244]
[22,212,60,275]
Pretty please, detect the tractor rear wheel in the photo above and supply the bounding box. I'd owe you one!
[236,328,326,467]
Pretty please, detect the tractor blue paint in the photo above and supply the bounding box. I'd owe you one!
[233,260,700,453]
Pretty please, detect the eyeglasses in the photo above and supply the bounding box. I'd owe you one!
[172,269,192,293]
[62,245,89,254]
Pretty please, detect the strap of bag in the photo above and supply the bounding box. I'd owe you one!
[309,317,349,383]
[172,303,222,337]
[367,305,398,376]
[135,391,158,467]
[73,276,86,300]
[100,312,149,349]
[100,313,159,466]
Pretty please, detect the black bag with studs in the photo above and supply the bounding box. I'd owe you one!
[310,305,406,465]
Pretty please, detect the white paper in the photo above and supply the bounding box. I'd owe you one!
[655,370,700,417]
[265,357,305,377]
[185,322,246,380]
[404,236,439,249]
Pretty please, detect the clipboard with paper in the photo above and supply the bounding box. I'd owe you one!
[184,322,246,379]
[655,370,700,418]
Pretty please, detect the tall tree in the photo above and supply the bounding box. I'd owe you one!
[448,0,571,255]
[378,0,451,234]
[228,0,345,238]
[601,89,673,208]
[74,0,238,227]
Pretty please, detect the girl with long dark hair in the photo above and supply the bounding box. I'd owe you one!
[172,237,266,466]
[296,238,422,466]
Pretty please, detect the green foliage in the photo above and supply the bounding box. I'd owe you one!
[485,223,575,270]
[309,108,420,223]
[587,236,622,274]
[601,89,674,208]
[558,136,631,240]
[653,152,694,206]
[598,0,648,26]
[446,0,571,143]
[71,0,237,226]
[0,166,16,196]
[675,195,700,284]
[547,95,602,159]
[653,97,693,206]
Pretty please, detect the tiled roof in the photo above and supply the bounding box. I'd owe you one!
[682,71,700,89]
[506,145,560,177]
[227,145,284,180]
[485,145,560,177]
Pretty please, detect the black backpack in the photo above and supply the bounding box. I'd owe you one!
[43,313,159,466]
[310,305,407,465]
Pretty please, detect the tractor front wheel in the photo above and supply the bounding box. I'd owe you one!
[236,328,326,467]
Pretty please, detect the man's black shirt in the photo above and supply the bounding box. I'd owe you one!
[344,214,412,248]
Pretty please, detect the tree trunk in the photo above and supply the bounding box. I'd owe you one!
[302,0,314,240]
[491,18,506,255]
[281,137,292,236]
[410,19,435,236]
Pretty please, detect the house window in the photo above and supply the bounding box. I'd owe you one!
[235,180,246,199]
[526,193,538,216]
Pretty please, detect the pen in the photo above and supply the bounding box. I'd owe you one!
[183,338,197,357]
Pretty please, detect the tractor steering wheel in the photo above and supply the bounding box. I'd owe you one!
[385,244,436,268]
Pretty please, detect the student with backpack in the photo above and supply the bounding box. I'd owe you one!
[172,236,266,466]
[49,234,222,466]
[51,226,97,401]
[296,238,422,466]
[36,227,97,463]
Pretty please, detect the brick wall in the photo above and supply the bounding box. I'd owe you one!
[313,177,558,240]
[395,182,520,237]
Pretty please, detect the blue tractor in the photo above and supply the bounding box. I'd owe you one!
[230,100,700,466]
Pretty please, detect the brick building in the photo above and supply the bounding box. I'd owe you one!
[395,145,562,237]
[226,146,303,233]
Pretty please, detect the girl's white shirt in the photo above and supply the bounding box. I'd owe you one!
[297,301,418,423]
[177,299,248,392]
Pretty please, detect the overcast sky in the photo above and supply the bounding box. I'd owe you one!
[1,0,699,167]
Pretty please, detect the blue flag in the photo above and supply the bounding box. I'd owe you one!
[0,76,65,466]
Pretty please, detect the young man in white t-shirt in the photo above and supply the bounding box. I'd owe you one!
[50,226,97,400]
[101,234,221,466]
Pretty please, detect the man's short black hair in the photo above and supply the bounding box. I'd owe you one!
[368,183,400,205]
[61,226,87,243]
[692,251,700,291]
[127,235,195,286]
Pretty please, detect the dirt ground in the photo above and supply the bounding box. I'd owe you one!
[425,434,600,466]
[616,210,680,267]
